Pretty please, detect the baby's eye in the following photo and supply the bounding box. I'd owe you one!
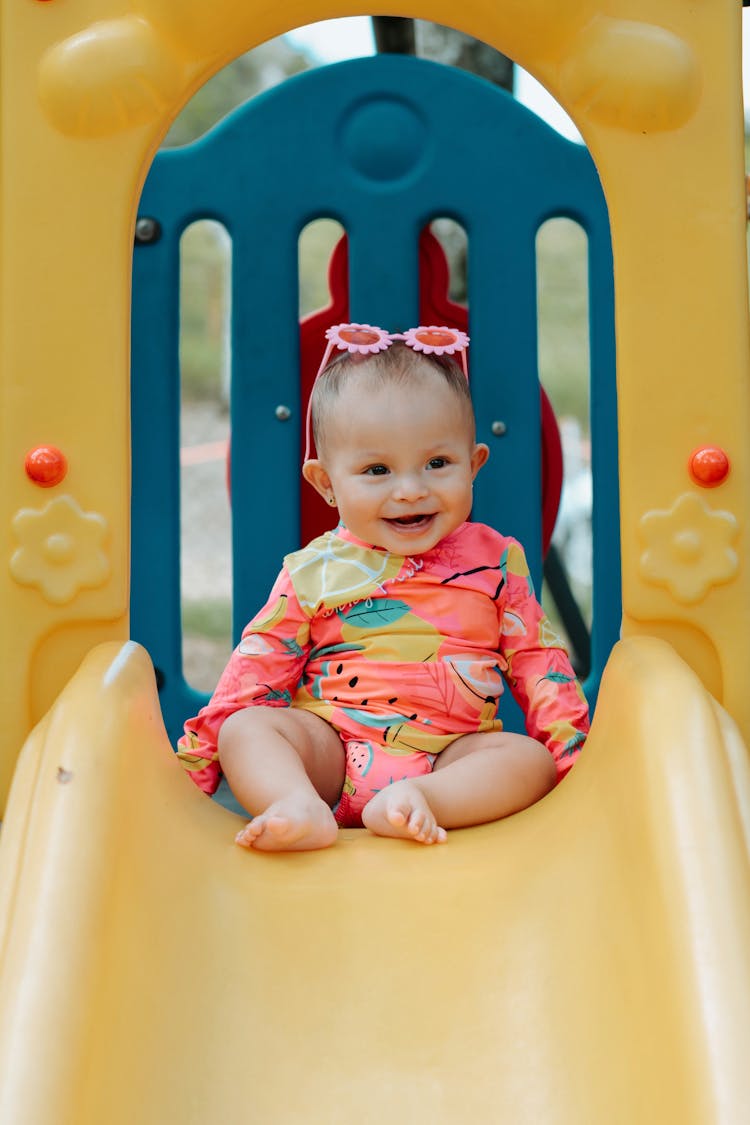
[427,456,449,469]
[363,464,389,476]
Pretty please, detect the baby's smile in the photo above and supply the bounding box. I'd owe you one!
[386,513,436,529]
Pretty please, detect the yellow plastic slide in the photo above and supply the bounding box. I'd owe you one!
[1,637,749,1124]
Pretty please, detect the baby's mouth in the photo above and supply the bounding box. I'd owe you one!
[386,514,435,529]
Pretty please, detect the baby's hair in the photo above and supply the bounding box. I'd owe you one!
[309,341,476,457]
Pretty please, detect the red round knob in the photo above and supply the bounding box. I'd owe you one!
[25,445,68,487]
[688,445,730,488]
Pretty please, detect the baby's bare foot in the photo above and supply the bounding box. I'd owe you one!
[235,792,338,852]
[362,781,447,845]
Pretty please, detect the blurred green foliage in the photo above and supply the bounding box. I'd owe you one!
[182,598,232,639]
[164,41,309,148]
[179,222,231,400]
[536,218,590,424]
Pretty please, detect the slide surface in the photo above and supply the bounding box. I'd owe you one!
[1,638,750,1124]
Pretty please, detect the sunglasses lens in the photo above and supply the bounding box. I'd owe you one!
[413,328,458,348]
[339,327,383,346]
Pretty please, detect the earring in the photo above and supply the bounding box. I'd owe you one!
[328,495,336,506]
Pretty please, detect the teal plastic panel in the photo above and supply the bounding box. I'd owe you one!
[131,55,618,744]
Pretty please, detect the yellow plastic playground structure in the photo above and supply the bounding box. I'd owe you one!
[2,0,750,1121]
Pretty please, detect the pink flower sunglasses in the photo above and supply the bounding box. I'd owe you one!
[304,322,470,460]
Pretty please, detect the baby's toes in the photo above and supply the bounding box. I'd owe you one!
[412,814,446,844]
[235,819,263,848]
[408,809,430,839]
[428,824,447,844]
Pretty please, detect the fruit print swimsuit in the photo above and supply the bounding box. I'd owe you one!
[177,522,590,827]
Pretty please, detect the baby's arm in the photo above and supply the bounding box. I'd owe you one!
[176,567,311,793]
[498,541,590,780]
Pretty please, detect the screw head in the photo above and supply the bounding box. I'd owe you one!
[491,420,507,437]
[134,217,161,245]
[275,405,291,421]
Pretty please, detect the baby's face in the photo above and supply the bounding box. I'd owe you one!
[316,370,489,555]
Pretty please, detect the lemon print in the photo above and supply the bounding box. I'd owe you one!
[539,616,565,648]
[286,533,404,611]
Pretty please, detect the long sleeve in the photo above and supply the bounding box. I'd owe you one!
[176,567,311,794]
[498,540,589,780]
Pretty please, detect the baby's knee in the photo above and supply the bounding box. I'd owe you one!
[517,736,558,793]
[487,732,557,793]
[218,705,292,753]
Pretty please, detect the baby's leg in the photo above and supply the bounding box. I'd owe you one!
[219,707,345,852]
[362,732,557,842]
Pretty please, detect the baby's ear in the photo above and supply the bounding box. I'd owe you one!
[302,459,332,499]
[471,443,490,478]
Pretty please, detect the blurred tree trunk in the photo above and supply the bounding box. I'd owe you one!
[414,23,513,93]
[371,17,416,55]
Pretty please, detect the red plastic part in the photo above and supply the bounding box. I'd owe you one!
[298,229,564,555]
[540,391,563,553]
[688,445,730,488]
[24,445,68,487]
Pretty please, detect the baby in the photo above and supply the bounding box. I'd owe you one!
[178,323,589,851]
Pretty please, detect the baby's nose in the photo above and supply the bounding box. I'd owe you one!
[392,472,428,500]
